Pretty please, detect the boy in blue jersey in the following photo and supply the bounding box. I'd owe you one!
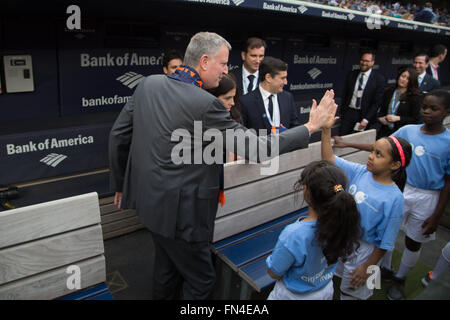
[387,90,450,300]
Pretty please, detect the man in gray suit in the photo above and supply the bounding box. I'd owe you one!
[109,32,337,300]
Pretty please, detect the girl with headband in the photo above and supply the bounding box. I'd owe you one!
[321,111,412,300]
[333,90,450,300]
[266,160,362,300]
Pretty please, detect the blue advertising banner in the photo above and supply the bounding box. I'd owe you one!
[58,48,164,115]
[284,39,344,93]
[0,124,112,185]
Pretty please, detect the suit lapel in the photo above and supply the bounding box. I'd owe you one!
[364,71,375,92]
[277,92,289,127]
[254,88,272,130]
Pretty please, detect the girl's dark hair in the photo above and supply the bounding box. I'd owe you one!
[208,73,242,123]
[294,160,362,265]
[383,136,412,192]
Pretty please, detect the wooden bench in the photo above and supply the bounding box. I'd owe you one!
[0,192,109,300]
[212,129,377,299]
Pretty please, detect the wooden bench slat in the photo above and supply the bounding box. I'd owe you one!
[217,169,301,219]
[214,192,304,243]
[0,255,106,300]
[214,150,370,242]
[223,130,376,189]
[103,224,146,240]
[101,216,141,234]
[0,225,104,284]
[100,209,137,224]
[0,192,100,249]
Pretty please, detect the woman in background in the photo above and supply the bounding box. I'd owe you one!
[208,73,242,162]
[377,66,421,138]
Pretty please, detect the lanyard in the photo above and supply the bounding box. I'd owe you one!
[263,95,276,127]
[391,89,401,115]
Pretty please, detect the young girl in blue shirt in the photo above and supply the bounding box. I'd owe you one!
[266,160,362,300]
[321,112,412,300]
[333,90,450,300]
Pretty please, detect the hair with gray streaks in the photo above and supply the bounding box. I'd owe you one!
[183,32,231,68]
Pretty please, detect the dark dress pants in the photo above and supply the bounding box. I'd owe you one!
[151,231,216,300]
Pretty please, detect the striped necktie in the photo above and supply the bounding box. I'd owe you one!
[247,75,255,93]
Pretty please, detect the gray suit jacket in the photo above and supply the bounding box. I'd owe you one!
[109,74,310,242]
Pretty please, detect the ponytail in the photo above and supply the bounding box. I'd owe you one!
[297,160,362,265]
[385,136,412,192]
[317,190,362,264]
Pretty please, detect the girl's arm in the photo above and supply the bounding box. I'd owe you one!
[321,127,335,163]
[332,136,373,152]
[350,248,387,288]
[321,105,339,163]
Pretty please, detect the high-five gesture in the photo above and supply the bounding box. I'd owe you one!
[304,90,338,134]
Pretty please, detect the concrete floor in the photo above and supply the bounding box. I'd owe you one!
[103,223,450,300]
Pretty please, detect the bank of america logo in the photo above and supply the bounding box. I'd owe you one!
[298,6,308,14]
[232,0,245,5]
[116,72,145,89]
[308,68,322,80]
[40,153,68,167]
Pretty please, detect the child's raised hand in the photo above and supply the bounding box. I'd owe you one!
[332,136,347,148]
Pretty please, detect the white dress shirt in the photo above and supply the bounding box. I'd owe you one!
[259,85,280,127]
[349,68,372,109]
[242,66,259,95]
[418,72,426,87]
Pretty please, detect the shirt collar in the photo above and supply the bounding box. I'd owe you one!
[360,68,372,78]
[259,85,276,100]
[242,65,259,80]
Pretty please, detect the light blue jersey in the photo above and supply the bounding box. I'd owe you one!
[334,156,404,250]
[392,125,450,190]
[266,217,337,294]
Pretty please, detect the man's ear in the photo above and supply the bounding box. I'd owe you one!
[241,51,246,62]
[199,54,209,71]
[163,67,168,75]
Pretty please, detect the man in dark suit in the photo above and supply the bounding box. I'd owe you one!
[426,44,447,81]
[240,56,301,134]
[413,53,440,94]
[229,37,266,96]
[339,52,386,136]
[109,32,338,300]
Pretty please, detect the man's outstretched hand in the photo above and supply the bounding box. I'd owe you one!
[304,90,338,134]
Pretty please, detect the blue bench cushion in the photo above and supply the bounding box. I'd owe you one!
[58,283,113,300]
[213,208,308,292]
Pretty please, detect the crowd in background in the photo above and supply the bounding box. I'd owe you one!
[307,1,450,26]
